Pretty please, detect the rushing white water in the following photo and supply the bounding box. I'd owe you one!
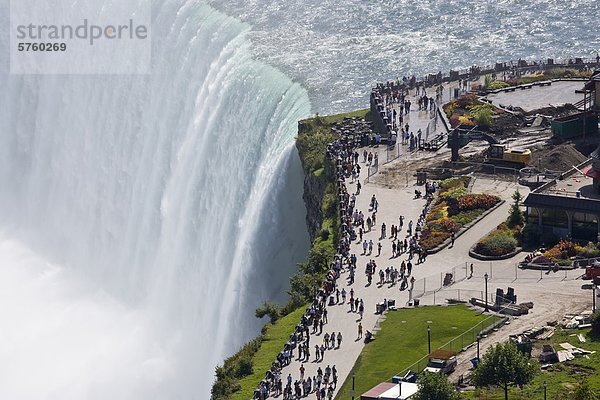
[0,1,310,398]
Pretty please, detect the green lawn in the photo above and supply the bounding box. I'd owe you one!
[335,305,498,400]
[462,327,600,399]
[231,306,307,400]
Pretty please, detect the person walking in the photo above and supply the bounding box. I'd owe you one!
[357,322,363,339]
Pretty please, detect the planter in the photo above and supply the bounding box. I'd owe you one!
[427,199,506,254]
[518,262,576,271]
[469,245,522,261]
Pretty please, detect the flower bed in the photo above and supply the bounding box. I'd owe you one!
[443,94,502,128]
[473,223,520,257]
[419,177,500,250]
[541,240,600,266]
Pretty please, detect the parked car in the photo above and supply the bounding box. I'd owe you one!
[423,349,457,374]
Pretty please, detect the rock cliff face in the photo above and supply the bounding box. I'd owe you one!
[300,167,326,243]
[296,120,326,243]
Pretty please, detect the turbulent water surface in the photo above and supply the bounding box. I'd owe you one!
[209,0,600,113]
[0,0,598,398]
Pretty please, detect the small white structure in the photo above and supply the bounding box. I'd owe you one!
[379,382,418,400]
[361,382,418,400]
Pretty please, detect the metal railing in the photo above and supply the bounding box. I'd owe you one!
[372,56,599,96]
[410,263,469,300]
[413,260,577,306]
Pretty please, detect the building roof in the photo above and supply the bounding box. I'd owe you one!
[379,382,419,400]
[524,192,600,213]
[361,382,397,400]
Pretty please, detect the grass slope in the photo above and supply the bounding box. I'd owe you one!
[335,305,494,400]
[231,306,307,400]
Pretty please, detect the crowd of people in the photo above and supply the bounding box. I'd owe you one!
[252,117,367,400]
[253,80,446,399]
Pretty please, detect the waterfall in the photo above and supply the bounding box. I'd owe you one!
[0,1,311,398]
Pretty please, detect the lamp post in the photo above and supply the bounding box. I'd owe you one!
[476,334,480,360]
[593,282,597,314]
[543,381,547,400]
[427,321,432,354]
[351,372,355,400]
[484,272,489,312]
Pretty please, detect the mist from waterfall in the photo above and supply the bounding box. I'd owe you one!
[0,1,311,398]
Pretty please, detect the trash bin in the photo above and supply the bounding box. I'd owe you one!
[413,299,420,307]
[470,357,480,368]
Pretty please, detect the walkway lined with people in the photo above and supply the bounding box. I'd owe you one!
[251,79,539,400]
[252,84,456,399]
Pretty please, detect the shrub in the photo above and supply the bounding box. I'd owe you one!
[487,81,509,90]
[456,93,479,108]
[444,101,459,118]
[439,177,469,191]
[455,194,498,213]
[579,242,600,259]
[449,114,461,128]
[458,115,475,125]
[544,240,579,261]
[475,231,518,256]
[319,229,330,241]
[450,209,485,226]
[484,75,493,88]
[468,103,496,127]
[440,186,468,202]
[255,302,282,324]
[419,231,451,250]
[429,217,461,234]
[427,203,449,222]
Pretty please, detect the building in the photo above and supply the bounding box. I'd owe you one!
[360,381,418,400]
[524,70,600,242]
[524,159,600,241]
[584,69,600,114]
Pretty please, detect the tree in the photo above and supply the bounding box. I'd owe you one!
[507,190,524,228]
[255,302,281,324]
[572,379,599,400]
[472,341,537,400]
[413,371,459,400]
[591,310,600,337]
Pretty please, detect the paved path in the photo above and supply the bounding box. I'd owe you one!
[276,87,591,399]
[485,81,584,112]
